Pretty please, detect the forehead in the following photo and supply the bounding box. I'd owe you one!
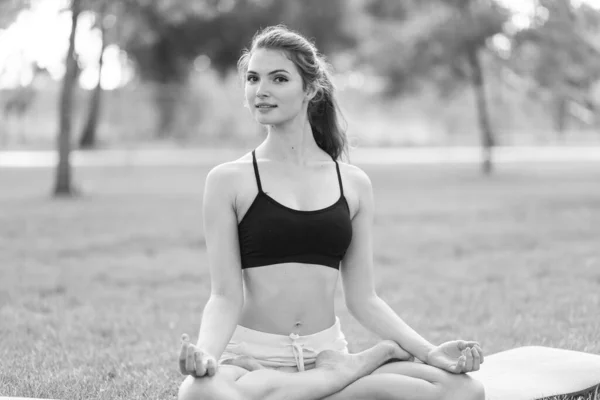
[247,48,299,75]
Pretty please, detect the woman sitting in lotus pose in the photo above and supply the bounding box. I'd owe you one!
[178,25,485,400]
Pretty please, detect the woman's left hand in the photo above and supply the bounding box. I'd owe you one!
[426,340,484,374]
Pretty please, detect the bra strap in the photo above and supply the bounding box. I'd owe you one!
[251,150,263,193]
[334,159,344,196]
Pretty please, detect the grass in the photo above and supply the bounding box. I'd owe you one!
[1,161,599,399]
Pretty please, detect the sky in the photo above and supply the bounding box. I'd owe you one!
[0,0,133,90]
[0,0,599,89]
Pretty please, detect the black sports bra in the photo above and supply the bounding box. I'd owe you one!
[238,150,353,270]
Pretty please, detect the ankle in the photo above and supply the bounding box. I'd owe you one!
[378,340,400,361]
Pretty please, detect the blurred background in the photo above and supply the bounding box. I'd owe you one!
[1,0,599,183]
[1,1,600,399]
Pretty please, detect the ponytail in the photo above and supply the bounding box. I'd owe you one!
[308,76,348,161]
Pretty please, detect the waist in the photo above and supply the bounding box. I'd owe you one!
[232,316,343,347]
[221,316,349,372]
[239,302,336,336]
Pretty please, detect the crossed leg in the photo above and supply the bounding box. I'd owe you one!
[179,340,402,400]
[178,341,484,400]
[323,360,484,400]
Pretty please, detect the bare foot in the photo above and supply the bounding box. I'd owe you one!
[315,340,404,380]
[221,355,266,371]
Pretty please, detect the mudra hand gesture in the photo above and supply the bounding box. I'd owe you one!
[427,340,484,374]
[179,333,218,378]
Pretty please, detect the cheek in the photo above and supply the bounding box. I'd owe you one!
[280,86,306,109]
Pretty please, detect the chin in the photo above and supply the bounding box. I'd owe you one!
[255,114,286,126]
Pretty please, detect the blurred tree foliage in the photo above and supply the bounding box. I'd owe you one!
[360,0,510,174]
[122,0,356,81]
[3,0,600,193]
[509,0,600,138]
[0,0,31,29]
[58,0,356,142]
[117,0,356,138]
[357,0,600,173]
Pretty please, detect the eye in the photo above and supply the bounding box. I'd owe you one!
[246,75,258,83]
[274,75,288,83]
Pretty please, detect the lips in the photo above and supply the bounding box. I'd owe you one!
[255,103,277,108]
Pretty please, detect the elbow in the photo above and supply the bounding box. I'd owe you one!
[209,291,244,311]
[346,292,379,316]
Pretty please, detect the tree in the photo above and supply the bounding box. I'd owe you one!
[508,0,600,139]
[75,0,216,145]
[362,0,509,174]
[79,1,112,149]
[54,0,82,196]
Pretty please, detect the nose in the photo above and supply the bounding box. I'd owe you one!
[256,80,269,98]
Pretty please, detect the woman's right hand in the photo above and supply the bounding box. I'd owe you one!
[179,333,218,377]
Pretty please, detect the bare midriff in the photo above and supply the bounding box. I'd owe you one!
[238,262,339,336]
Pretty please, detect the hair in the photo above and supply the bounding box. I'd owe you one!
[237,25,348,161]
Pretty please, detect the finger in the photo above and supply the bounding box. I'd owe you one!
[206,357,217,377]
[451,355,463,373]
[195,350,207,377]
[464,341,480,349]
[455,355,466,373]
[457,340,467,351]
[475,345,484,364]
[179,333,190,375]
[186,344,196,374]
[471,347,481,371]
[179,339,190,375]
[464,348,474,372]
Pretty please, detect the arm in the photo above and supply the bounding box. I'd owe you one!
[340,167,434,363]
[195,164,244,360]
[341,167,483,373]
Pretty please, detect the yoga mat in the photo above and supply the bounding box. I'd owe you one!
[468,346,600,400]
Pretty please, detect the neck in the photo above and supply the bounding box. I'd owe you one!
[262,116,324,165]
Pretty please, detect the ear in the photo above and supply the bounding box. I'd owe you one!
[305,84,318,103]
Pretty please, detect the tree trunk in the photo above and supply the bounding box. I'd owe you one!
[155,83,179,138]
[554,95,567,141]
[79,8,107,149]
[54,0,81,196]
[467,47,495,175]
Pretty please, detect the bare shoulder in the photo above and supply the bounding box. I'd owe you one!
[206,154,252,186]
[204,153,254,196]
[337,161,373,195]
[336,162,373,217]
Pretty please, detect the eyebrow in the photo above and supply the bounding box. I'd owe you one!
[247,69,290,75]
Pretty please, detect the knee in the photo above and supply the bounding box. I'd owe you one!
[178,375,242,400]
[462,376,485,400]
[438,374,485,400]
[178,376,204,400]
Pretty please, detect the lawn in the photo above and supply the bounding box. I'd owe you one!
[1,161,599,399]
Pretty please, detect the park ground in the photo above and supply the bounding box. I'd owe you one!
[0,160,599,399]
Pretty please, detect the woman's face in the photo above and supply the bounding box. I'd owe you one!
[244,48,309,126]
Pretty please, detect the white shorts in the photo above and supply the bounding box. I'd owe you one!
[219,317,349,371]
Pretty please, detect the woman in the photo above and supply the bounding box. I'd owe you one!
[178,25,485,400]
